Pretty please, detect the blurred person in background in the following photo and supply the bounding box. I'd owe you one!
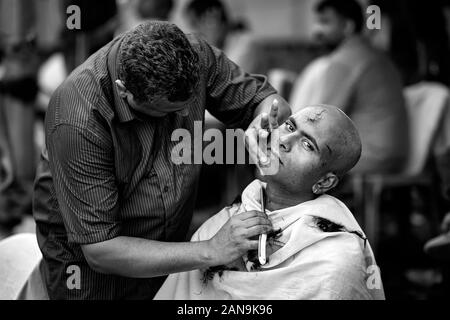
[0,35,39,235]
[290,0,409,175]
[367,0,420,86]
[115,0,174,35]
[61,0,173,73]
[183,0,255,73]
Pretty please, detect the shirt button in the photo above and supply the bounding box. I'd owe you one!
[163,186,169,193]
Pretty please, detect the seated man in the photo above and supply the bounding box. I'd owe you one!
[290,0,409,174]
[155,105,385,300]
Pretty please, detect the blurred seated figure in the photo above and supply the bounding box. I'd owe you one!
[115,0,174,36]
[290,0,409,175]
[183,0,256,73]
[0,35,39,232]
[155,105,385,300]
[0,234,45,300]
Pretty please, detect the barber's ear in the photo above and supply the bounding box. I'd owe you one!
[343,20,356,36]
[115,80,131,99]
[312,173,339,195]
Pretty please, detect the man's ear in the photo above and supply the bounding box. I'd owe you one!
[312,173,339,195]
[115,80,131,99]
[343,20,356,37]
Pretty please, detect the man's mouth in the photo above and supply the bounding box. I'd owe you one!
[266,148,283,166]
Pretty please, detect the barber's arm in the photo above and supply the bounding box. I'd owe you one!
[81,210,270,278]
[49,124,273,278]
[200,39,291,129]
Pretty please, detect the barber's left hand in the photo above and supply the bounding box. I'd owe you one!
[245,100,282,176]
[259,99,281,133]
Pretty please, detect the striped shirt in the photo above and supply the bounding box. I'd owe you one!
[32,32,276,300]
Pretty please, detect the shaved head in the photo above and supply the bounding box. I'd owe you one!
[302,104,362,177]
[263,104,362,197]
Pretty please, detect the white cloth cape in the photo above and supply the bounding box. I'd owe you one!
[155,180,385,300]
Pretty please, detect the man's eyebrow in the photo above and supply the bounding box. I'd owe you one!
[288,116,297,128]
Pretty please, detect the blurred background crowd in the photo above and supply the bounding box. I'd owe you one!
[1,0,450,300]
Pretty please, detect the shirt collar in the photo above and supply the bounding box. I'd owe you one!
[107,36,136,123]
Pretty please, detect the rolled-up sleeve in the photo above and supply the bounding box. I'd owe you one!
[200,40,277,129]
[47,124,120,244]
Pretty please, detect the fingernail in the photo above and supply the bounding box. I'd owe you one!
[260,155,268,163]
[260,131,269,139]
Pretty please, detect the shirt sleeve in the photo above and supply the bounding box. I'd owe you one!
[47,123,121,245]
[199,39,277,129]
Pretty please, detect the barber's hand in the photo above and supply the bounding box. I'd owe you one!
[245,100,281,176]
[259,99,281,133]
[207,210,273,266]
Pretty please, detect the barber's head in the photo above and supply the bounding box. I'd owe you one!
[116,21,199,117]
[313,0,364,50]
[184,0,229,49]
[266,105,362,196]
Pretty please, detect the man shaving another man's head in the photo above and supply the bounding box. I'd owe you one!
[155,105,385,300]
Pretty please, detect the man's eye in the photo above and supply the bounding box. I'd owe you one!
[302,140,314,151]
[285,121,295,132]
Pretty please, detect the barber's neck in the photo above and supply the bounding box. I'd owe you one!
[264,183,316,212]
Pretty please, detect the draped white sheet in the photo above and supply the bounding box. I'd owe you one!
[155,180,385,300]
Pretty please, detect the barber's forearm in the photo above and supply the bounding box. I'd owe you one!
[252,94,291,126]
[82,236,217,278]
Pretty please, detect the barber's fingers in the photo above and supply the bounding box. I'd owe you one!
[241,217,272,228]
[245,225,273,239]
[237,210,268,221]
[260,113,270,131]
[246,240,261,251]
[269,99,280,129]
[245,128,260,160]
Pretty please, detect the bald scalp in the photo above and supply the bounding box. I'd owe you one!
[304,105,362,177]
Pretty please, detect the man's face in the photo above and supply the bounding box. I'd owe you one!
[266,107,337,194]
[312,8,347,50]
[190,9,228,49]
[127,95,190,118]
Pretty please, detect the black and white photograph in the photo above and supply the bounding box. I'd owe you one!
[0,0,449,305]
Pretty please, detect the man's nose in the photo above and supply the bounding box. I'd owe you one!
[279,134,292,152]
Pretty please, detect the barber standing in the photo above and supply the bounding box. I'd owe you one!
[33,21,291,299]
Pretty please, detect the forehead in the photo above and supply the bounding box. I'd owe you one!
[291,107,341,149]
[293,107,328,124]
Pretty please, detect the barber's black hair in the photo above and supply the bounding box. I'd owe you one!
[316,0,364,33]
[118,21,199,103]
[185,0,229,24]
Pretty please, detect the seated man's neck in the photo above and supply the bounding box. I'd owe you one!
[265,183,316,212]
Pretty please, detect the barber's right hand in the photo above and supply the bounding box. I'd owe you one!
[207,210,273,266]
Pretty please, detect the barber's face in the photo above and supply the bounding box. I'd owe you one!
[312,8,347,50]
[128,95,190,118]
[267,108,335,194]
[116,80,190,118]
